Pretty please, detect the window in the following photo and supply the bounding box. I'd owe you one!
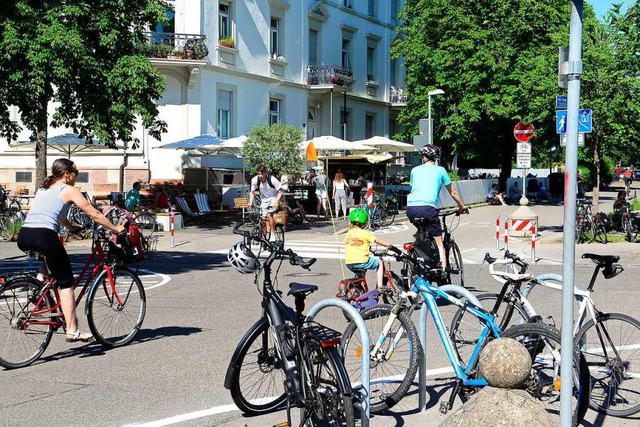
[367,46,375,81]
[15,172,32,183]
[365,114,375,139]
[309,29,318,65]
[217,90,232,138]
[270,17,280,57]
[390,58,397,86]
[368,0,375,17]
[76,172,89,184]
[219,3,231,40]
[155,1,175,33]
[269,99,281,125]
[343,0,351,8]
[342,39,351,69]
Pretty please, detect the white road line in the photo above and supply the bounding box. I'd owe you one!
[123,366,457,426]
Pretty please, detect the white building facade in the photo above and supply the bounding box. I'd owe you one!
[0,0,407,195]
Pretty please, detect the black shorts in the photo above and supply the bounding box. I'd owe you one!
[17,227,75,289]
[406,205,442,237]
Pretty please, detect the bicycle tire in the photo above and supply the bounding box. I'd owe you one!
[575,312,640,417]
[446,242,465,287]
[227,319,287,415]
[592,219,608,244]
[135,212,156,239]
[300,338,355,426]
[501,323,590,426]
[450,292,531,368]
[86,266,146,347]
[341,304,420,414]
[0,215,16,242]
[385,202,397,226]
[576,216,586,244]
[624,216,633,242]
[0,276,55,369]
[274,224,285,245]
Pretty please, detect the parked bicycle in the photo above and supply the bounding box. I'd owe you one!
[0,226,147,369]
[224,222,355,426]
[0,188,24,242]
[453,250,640,417]
[341,245,590,423]
[357,191,393,230]
[409,209,465,287]
[575,199,608,244]
[619,202,639,242]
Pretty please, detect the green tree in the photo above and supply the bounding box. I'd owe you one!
[0,0,168,188]
[244,123,305,179]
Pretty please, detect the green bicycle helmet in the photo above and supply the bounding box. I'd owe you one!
[349,208,368,224]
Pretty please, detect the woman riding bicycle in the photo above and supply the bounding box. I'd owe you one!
[16,158,125,343]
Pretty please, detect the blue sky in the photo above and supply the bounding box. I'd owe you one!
[590,0,629,20]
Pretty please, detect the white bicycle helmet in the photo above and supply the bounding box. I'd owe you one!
[420,144,441,160]
[228,241,260,274]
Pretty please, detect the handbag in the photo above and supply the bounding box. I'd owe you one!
[345,187,351,198]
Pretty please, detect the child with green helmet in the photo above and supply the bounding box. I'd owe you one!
[344,208,393,290]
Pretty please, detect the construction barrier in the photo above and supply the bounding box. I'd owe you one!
[170,210,175,248]
[495,214,500,250]
[495,215,538,261]
[531,222,536,262]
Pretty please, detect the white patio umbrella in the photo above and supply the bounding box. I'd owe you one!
[12,133,107,158]
[301,135,375,153]
[156,134,225,154]
[354,136,416,153]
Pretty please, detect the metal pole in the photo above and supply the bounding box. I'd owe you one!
[427,95,432,146]
[330,88,334,136]
[343,91,347,140]
[560,1,583,424]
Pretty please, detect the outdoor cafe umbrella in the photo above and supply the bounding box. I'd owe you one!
[354,136,416,153]
[12,133,107,158]
[156,134,225,154]
[301,135,375,154]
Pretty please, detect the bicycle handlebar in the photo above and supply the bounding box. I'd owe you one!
[483,250,529,277]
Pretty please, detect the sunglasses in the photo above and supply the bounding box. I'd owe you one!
[68,168,79,176]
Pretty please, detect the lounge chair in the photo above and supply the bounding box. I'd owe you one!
[193,193,221,221]
[175,196,207,224]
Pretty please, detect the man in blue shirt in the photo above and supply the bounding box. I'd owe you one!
[407,144,467,268]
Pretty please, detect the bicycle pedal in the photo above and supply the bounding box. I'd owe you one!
[439,401,452,414]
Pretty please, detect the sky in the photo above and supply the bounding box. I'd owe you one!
[589,0,630,20]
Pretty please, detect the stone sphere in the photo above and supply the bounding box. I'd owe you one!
[478,338,532,389]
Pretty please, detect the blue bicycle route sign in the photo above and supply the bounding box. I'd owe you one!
[556,109,592,134]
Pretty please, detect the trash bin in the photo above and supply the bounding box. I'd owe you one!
[547,173,564,198]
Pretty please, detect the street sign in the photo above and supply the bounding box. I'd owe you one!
[560,133,585,147]
[517,142,532,154]
[556,109,593,134]
[513,122,535,142]
[517,153,531,168]
[413,134,429,151]
[556,96,567,109]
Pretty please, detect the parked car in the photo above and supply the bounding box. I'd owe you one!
[634,170,640,180]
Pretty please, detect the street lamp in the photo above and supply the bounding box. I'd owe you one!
[427,89,445,146]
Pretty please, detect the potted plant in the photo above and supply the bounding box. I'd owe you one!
[219,37,235,48]
[193,42,209,59]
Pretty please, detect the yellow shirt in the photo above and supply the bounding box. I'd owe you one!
[344,227,376,264]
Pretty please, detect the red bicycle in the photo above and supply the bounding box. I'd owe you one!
[336,248,407,310]
[0,226,146,369]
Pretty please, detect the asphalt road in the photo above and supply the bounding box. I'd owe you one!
[1,195,640,427]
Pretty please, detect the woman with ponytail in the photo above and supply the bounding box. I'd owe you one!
[17,158,125,342]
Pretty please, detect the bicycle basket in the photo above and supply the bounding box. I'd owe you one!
[106,223,146,264]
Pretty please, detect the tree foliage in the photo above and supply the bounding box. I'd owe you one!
[244,123,305,179]
[0,0,169,186]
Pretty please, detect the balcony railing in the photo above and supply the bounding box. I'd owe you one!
[390,86,408,104]
[142,32,209,60]
[306,65,355,87]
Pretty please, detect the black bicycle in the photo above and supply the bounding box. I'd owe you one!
[409,209,466,287]
[224,222,355,426]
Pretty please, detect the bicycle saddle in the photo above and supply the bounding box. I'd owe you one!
[409,217,429,232]
[288,282,318,297]
[582,253,620,264]
[350,269,367,278]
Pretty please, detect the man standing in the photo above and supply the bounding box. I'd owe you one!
[407,144,467,268]
[248,164,283,239]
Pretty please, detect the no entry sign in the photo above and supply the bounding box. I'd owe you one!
[513,122,535,142]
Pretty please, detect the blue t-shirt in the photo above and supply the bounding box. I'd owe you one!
[407,163,451,208]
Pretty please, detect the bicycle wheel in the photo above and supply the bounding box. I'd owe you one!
[575,312,640,417]
[300,338,355,426]
[227,319,287,415]
[385,202,397,226]
[0,215,16,242]
[86,266,145,347]
[446,242,465,287]
[450,293,531,368]
[623,216,633,242]
[378,204,389,227]
[0,276,55,369]
[341,304,420,414]
[501,323,590,425]
[592,219,608,244]
[576,216,587,244]
[135,212,156,239]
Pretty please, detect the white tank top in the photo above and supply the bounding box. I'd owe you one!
[23,185,70,232]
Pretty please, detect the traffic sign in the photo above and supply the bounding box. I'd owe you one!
[556,96,567,109]
[560,133,585,147]
[556,109,593,134]
[517,153,531,168]
[517,142,531,154]
[513,122,535,142]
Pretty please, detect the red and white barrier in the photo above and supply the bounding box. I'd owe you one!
[495,216,538,261]
[170,210,175,248]
[366,182,374,208]
[504,216,509,251]
[495,215,500,250]
[531,222,537,262]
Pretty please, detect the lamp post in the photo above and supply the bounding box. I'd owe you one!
[427,89,445,146]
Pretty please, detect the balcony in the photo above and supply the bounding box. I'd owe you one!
[390,86,408,105]
[306,65,355,87]
[142,32,209,61]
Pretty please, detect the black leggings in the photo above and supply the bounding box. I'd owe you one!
[17,227,75,289]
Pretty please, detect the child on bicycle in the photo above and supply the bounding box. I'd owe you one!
[344,208,393,290]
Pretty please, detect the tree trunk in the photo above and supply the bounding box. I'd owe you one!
[592,135,601,211]
[35,93,48,191]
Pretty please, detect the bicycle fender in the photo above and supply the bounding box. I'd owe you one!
[224,317,268,390]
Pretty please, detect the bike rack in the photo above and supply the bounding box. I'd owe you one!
[306,299,371,427]
[417,285,483,411]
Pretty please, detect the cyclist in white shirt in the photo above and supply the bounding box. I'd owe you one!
[248,164,283,238]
